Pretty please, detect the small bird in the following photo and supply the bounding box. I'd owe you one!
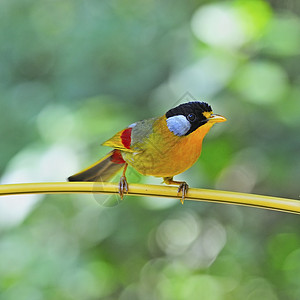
[68,101,226,203]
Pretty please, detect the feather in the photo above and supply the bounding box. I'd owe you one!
[68,150,125,182]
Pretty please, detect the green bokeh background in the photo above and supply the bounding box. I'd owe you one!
[1,0,300,299]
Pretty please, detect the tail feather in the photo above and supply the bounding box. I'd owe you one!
[68,150,125,182]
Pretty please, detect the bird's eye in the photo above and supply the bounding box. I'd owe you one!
[187,113,196,122]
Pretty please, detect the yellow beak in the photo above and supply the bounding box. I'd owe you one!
[208,114,227,123]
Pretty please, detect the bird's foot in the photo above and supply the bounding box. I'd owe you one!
[119,176,128,200]
[177,182,189,205]
[163,177,189,204]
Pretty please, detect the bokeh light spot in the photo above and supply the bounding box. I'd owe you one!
[232,61,288,104]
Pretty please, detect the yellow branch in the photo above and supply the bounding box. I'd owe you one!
[0,182,299,214]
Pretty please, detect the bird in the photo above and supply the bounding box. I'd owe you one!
[68,101,226,203]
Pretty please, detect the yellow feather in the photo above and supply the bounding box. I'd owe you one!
[122,116,214,177]
[102,130,136,152]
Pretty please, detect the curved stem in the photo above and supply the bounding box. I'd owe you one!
[0,182,299,214]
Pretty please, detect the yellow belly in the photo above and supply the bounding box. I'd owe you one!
[123,117,213,178]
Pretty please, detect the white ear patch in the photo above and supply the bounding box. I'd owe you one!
[166,115,191,136]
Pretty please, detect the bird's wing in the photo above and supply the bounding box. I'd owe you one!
[102,127,136,152]
[102,117,158,152]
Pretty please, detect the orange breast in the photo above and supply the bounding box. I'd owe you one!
[123,116,213,177]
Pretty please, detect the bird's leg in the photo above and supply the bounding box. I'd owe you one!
[119,163,128,200]
[163,177,189,205]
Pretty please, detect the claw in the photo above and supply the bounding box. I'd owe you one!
[119,176,128,200]
[177,182,189,205]
[163,177,189,205]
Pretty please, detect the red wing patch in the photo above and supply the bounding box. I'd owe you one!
[120,127,132,149]
[110,150,125,164]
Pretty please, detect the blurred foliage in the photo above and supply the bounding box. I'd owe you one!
[1,0,300,299]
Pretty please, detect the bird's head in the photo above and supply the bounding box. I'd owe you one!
[165,101,226,136]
